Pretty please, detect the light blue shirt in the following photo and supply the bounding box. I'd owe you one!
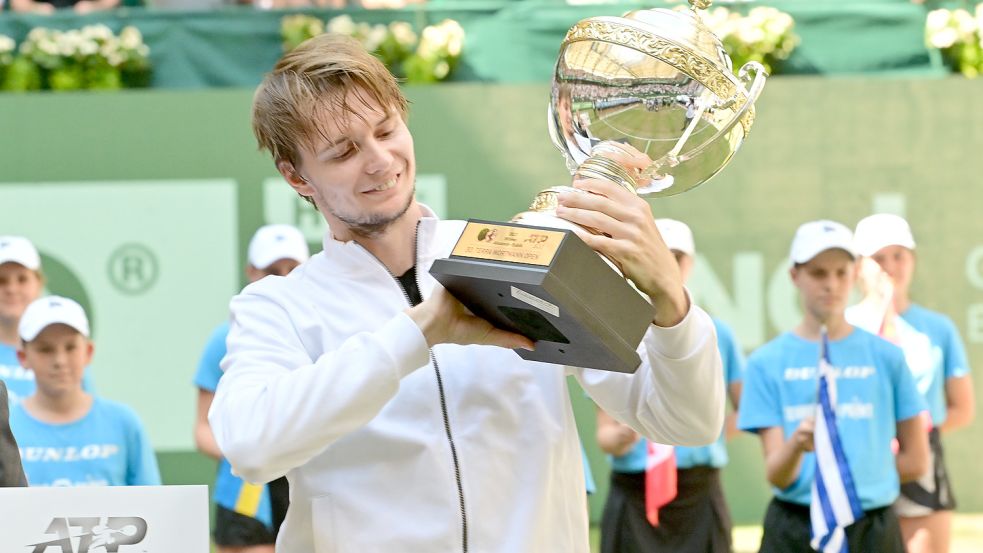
[0,343,95,407]
[737,327,925,510]
[194,322,274,527]
[610,318,744,472]
[10,396,160,487]
[898,304,972,427]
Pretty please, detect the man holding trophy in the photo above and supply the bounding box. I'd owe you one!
[211,1,762,550]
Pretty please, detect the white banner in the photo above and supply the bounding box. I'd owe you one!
[0,485,208,553]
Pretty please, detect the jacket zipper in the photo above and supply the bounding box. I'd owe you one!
[354,225,469,553]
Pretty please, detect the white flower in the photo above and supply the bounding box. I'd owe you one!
[26,27,49,43]
[701,7,731,34]
[765,12,794,37]
[389,21,417,48]
[926,9,952,34]
[78,39,99,57]
[120,26,144,50]
[0,35,15,55]
[734,20,765,45]
[952,9,977,40]
[38,38,59,57]
[81,24,113,43]
[433,59,449,79]
[100,38,120,59]
[364,24,387,52]
[929,27,959,49]
[306,20,325,37]
[439,19,464,57]
[747,7,777,27]
[327,15,356,36]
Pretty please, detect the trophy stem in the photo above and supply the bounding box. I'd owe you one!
[689,0,711,10]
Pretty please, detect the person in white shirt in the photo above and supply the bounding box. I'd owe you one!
[209,33,725,553]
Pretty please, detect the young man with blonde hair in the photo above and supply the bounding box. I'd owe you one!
[210,34,725,552]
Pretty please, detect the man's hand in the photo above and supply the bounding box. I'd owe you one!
[555,143,688,327]
[407,286,535,350]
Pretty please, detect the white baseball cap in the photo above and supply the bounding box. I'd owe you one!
[247,224,310,270]
[0,236,41,270]
[655,218,695,256]
[789,220,857,265]
[19,296,90,342]
[854,214,916,257]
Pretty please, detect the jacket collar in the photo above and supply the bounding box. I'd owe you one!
[316,204,442,276]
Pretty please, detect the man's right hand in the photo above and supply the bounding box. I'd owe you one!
[406,286,535,351]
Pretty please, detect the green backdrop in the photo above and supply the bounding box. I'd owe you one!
[1,76,982,525]
[0,0,950,88]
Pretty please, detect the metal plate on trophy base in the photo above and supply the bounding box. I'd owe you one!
[429,219,653,373]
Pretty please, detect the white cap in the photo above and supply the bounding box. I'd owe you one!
[854,214,916,257]
[0,236,41,270]
[789,220,857,265]
[655,218,695,256]
[247,224,310,270]
[19,296,90,342]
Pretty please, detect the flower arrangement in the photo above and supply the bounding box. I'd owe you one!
[697,6,799,76]
[281,14,464,84]
[0,24,151,92]
[0,35,15,87]
[925,5,983,78]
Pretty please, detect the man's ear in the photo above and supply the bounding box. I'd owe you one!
[277,160,315,198]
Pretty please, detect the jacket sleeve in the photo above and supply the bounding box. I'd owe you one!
[572,291,725,447]
[209,289,431,484]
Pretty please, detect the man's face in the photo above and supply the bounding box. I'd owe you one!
[284,90,417,238]
[0,262,43,325]
[869,245,914,295]
[246,258,302,284]
[18,324,92,398]
[790,249,857,323]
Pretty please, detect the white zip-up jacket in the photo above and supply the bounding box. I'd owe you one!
[210,211,724,553]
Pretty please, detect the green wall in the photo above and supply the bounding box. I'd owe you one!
[3,77,982,525]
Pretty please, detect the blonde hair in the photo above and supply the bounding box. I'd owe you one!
[252,33,408,171]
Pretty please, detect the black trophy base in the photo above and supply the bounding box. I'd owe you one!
[429,219,654,373]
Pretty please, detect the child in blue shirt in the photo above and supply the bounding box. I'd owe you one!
[850,213,975,553]
[0,236,94,407]
[194,224,309,553]
[738,220,928,553]
[10,296,160,487]
[596,219,743,553]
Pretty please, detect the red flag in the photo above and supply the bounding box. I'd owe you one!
[644,442,677,526]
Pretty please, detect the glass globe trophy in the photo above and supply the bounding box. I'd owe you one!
[431,0,767,372]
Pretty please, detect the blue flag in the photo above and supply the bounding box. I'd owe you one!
[810,328,865,552]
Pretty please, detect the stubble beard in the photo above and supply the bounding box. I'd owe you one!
[329,182,416,239]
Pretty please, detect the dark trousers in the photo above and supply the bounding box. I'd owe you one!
[601,467,732,553]
[759,497,905,553]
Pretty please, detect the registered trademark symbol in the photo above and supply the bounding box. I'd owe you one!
[107,243,159,295]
